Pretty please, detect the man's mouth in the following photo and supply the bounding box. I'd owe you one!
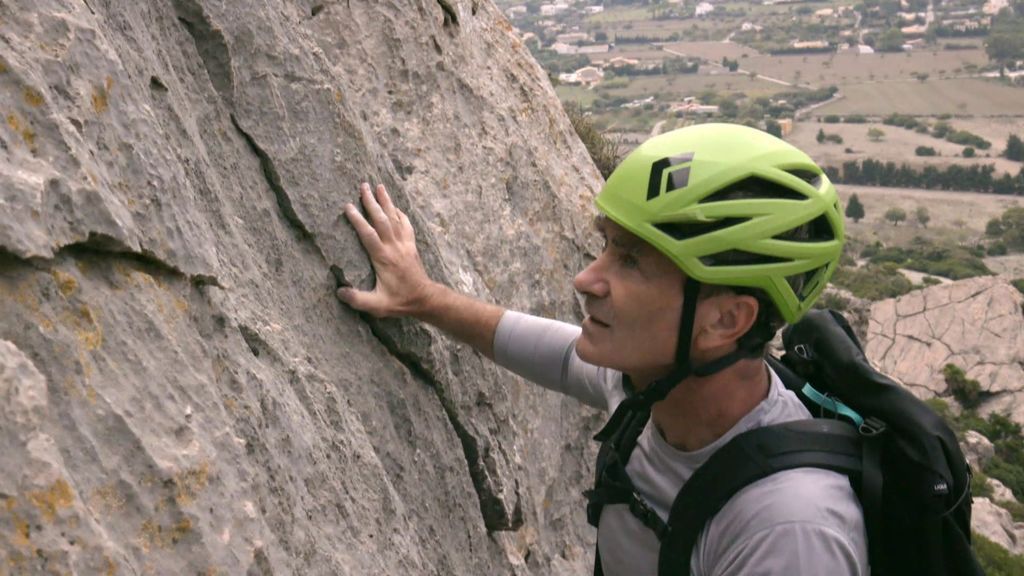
[587,315,610,328]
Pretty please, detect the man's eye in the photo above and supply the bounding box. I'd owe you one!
[620,253,640,268]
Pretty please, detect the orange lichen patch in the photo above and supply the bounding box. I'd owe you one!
[0,60,7,73]
[105,555,119,576]
[6,113,36,150]
[51,270,78,298]
[173,463,210,506]
[139,518,192,552]
[222,397,237,414]
[61,304,103,351]
[12,511,31,548]
[27,478,75,522]
[92,87,109,114]
[23,87,44,107]
[4,281,54,332]
[333,89,343,102]
[88,484,126,513]
[173,296,189,314]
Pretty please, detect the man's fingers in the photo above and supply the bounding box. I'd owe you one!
[376,184,401,224]
[360,183,394,242]
[345,203,385,255]
[337,287,382,315]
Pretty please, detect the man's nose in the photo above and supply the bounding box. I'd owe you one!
[573,256,610,298]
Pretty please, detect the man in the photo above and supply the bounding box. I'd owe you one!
[337,124,868,575]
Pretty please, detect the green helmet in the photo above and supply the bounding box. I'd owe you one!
[596,123,844,324]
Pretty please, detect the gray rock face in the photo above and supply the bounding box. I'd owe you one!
[0,1,604,573]
[865,276,1024,417]
[962,430,996,471]
[973,497,1024,555]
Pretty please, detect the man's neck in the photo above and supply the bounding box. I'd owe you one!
[635,359,770,452]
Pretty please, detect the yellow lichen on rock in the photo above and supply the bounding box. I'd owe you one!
[6,112,36,151]
[23,86,44,108]
[88,484,127,514]
[61,304,103,351]
[173,462,210,506]
[27,478,75,522]
[52,270,78,298]
[139,517,193,551]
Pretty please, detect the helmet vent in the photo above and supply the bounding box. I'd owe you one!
[698,177,807,205]
[772,214,836,243]
[655,217,750,241]
[785,169,823,189]
[700,250,789,267]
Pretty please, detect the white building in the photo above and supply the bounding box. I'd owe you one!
[791,40,830,49]
[550,42,578,55]
[696,2,715,16]
[556,32,590,45]
[559,66,605,86]
[540,3,569,16]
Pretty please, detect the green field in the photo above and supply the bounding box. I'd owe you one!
[815,78,1024,116]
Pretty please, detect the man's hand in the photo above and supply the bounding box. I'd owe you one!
[337,183,437,318]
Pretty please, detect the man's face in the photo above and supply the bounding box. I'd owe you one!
[573,216,686,383]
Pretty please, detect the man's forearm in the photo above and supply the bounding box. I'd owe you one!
[412,282,505,360]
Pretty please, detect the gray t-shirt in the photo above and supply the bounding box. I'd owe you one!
[494,311,869,576]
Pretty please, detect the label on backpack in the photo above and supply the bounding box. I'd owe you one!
[932,480,949,495]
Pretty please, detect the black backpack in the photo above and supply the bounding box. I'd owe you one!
[585,309,984,576]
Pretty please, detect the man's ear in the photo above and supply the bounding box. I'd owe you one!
[696,294,760,351]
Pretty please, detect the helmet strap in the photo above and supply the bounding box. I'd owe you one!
[633,278,765,408]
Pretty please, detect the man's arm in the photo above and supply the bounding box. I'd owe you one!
[337,183,618,409]
[336,183,504,359]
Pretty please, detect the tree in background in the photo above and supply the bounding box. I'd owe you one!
[1005,135,1024,162]
[885,207,907,226]
[765,119,782,138]
[916,206,931,228]
[985,8,1024,72]
[964,147,976,158]
[987,217,1006,237]
[877,28,906,52]
[817,128,826,143]
[868,127,886,142]
[1000,207,1024,251]
[845,193,866,222]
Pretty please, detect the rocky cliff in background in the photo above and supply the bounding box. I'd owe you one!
[0,1,604,573]
[865,276,1024,417]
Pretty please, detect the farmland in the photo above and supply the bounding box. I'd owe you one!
[813,78,1024,116]
[499,0,1024,183]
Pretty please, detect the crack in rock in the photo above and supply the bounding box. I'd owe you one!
[436,0,459,27]
[173,0,234,105]
[227,113,515,532]
[362,316,523,532]
[0,231,222,289]
[230,115,323,258]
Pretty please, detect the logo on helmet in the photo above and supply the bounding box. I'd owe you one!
[647,153,696,201]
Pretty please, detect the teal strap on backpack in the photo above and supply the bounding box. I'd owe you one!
[801,382,865,428]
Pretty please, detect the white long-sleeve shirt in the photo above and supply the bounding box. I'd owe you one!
[493,311,869,576]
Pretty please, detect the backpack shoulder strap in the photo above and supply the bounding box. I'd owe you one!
[657,419,863,576]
